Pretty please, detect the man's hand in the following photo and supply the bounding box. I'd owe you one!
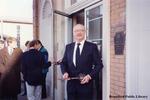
[80,74,91,84]
[52,59,62,65]
[63,72,69,80]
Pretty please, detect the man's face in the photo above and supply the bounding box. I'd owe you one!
[34,44,40,50]
[73,24,86,42]
[8,40,17,48]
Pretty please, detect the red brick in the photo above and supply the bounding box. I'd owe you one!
[110,0,126,99]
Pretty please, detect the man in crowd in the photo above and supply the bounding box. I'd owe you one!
[21,40,45,100]
[35,40,50,99]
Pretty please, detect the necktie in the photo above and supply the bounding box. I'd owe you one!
[76,43,80,67]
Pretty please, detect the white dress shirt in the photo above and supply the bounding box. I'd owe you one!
[8,46,14,55]
[73,40,85,66]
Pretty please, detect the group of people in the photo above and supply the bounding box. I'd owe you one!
[0,24,103,100]
[0,37,51,100]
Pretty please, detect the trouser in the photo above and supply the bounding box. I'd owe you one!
[24,80,27,95]
[67,80,93,100]
[0,78,18,100]
[26,82,42,100]
[0,96,17,100]
[42,74,47,98]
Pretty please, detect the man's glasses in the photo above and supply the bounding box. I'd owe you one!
[74,29,85,33]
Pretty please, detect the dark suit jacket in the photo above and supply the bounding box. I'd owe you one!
[61,41,103,79]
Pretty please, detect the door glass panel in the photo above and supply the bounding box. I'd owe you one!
[53,12,69,100]
[86,5,103,48]
[89,18,102,40]
[88,6,101,20]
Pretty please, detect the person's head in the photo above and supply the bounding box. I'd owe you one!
[25,40,30,50]
[29,40,38,49]
[25,41,30,47]
[0,40,4,49]
[34,40,43,50]
[73,24,86,43]
[7,36,17,48]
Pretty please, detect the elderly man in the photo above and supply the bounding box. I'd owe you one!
[61,24,103,100]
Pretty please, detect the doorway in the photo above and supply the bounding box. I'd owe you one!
[71,3,103,100]
[85,4,103,100]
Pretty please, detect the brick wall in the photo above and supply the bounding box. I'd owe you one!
[110,0,126,99]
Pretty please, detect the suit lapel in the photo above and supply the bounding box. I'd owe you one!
[80,41,87,57]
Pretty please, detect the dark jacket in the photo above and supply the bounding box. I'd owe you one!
[61,41,103,78]
[39,46,51,74]
[21,49,45,86]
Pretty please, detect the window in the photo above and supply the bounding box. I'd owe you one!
[71,0,77,5]
[86,5,103,48]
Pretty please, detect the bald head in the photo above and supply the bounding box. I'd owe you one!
[73,24,86,42]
